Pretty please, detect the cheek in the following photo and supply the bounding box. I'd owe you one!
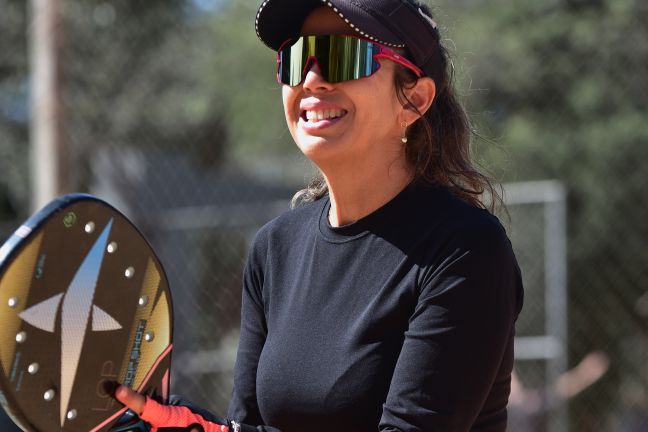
[356,86,401,130]
[281,86,300,142]
[355,71,401,122]
[282,86,297,121]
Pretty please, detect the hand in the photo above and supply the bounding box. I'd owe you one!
[113,385,229,432]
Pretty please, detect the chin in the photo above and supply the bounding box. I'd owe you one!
[297,137,348,165]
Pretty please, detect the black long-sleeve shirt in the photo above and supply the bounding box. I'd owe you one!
[228,183,524,432]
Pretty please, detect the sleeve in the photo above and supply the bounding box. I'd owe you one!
[227,231,270,426]
[379,222,523,432]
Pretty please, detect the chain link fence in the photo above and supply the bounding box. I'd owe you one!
[1,0,647,430]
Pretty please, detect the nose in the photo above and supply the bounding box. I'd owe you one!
[302,61,334,93]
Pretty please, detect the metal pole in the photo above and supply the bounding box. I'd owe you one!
[30,0,64,212]
[505,180,569,432]
[545,182,568,432]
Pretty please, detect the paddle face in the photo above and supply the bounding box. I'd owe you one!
[0,194,173,432]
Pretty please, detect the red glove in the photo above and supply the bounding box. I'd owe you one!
[114,385,238,432]
[140,397,231,432]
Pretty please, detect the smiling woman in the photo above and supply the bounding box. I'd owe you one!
[278,7,433,226]
[114,1,524,432]
[229,1,523,431]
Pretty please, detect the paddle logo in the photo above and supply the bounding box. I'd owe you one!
[17,219,122,427]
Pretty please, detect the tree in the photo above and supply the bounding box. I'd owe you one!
[0,0,29,229]
[437,0,648,427]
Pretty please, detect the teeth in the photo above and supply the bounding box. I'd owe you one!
[305,109,345,121]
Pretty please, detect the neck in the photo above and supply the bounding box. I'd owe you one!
[323,160,413,227]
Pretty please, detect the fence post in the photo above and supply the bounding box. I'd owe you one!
[29,0,65,211]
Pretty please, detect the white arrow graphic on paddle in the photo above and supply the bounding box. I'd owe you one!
[19,219,122,426]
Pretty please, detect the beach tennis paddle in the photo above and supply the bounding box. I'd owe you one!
[0,193,173,431]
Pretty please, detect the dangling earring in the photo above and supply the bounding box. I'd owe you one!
[401,121,408,143]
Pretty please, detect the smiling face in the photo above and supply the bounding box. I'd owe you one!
[281,7,408,177]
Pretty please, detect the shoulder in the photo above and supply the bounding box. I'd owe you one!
[407,185,521,296]
[447,201,510,255]
[415,187,523,314]
[249,197,324,253]
[414,184,511,253]
[243,199,323,285]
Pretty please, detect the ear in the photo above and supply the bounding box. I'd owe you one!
[400,77,436,124]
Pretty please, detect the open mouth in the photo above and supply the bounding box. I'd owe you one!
[301,109,348,122]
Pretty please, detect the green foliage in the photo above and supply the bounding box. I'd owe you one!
[58,0,288,180]
[0,0,29,221]
[436,0,648,425]
[60,0,230,172]
[193,1,289,161]
[0,0,288,220]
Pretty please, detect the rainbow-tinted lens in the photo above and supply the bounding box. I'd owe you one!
[278,35,382,86]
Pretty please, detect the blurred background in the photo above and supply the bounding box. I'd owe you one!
[1,0,647,430]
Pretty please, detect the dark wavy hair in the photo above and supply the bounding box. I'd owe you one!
[291,6,501,212]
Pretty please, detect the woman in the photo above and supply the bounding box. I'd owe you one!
[115,1,524,431]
